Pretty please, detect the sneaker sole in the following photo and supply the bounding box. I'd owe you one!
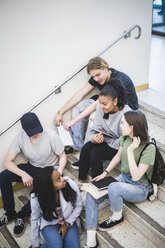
[71,165,79,170]
[13,217,27,238]
[13,224,26,238]
[99,220,123,231]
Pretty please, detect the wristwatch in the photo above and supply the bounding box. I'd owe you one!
[57,110,63,115]
[64,221,71,228]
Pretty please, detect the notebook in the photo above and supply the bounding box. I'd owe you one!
[91,176,117,191]
[80,183,108,199]
[91,128,112,138]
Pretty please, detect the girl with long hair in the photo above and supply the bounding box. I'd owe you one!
[82,110,156,248]
[73,79,130,181]
[31,166,83,248]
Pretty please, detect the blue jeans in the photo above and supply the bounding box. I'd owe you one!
[70,99,95,151]
[85,173,150,229]
[41,223,80,248]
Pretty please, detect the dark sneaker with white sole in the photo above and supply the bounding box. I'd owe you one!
[99,216,124,230]
[71,161,80,170]
[65,146,77,154]
[0,213,16,228]
[13,217,25,237]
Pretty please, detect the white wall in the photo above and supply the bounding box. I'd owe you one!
[0,0,153,171]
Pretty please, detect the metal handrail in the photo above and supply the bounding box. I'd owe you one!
[0,24,141,136]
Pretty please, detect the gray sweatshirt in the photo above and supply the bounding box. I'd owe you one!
[88,104,131,150]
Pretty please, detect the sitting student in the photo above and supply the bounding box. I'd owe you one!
[31,167,83,248]
[55,56,138,153]
[0,112,67,237]
[82,110,156,248]
[74,80,130,180]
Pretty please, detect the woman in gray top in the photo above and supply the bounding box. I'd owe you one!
[75,80,130,182]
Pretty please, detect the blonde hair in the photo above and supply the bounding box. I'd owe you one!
[87,57,109,74]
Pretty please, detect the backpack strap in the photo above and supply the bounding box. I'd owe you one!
[137,139,156,185]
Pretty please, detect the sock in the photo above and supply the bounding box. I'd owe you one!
[111,210,122,221]
[86,230,96,247]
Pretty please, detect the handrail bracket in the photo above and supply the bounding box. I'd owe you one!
[124,25,141,40]
[55,86,61,94]
[124,31,131,39]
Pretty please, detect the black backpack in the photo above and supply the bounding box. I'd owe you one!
[138,138,165,201]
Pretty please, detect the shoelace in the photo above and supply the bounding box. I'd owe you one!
[15,218,24,227]
[0,214,8,224]
[106,217,113,224]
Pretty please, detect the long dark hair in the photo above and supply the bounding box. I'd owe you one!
[124,110,149,143]
[33,166,77,221]
[100,79,126,110]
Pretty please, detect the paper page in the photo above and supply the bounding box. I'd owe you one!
[80,183,108,200]
[57,125,74,146]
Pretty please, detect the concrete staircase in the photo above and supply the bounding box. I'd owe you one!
[0,89,165,248]
[65,153,165,248]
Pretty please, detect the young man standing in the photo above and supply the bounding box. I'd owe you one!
[0,112,67,237]
[55,57,138,153]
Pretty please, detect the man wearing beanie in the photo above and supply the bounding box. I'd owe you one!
[0,112,67,237]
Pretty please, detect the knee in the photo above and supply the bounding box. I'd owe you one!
[73,100,87,114]
[108,182,120,196]
[86,192,94,203]
[90,147,98,160]
[86,193,99,205]
[81,142,92,154]
[0,170,11,185]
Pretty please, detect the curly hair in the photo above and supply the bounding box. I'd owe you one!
[99,78,126,110]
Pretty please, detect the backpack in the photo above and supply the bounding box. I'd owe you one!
[138,138,165,201]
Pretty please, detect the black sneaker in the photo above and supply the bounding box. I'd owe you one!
[65,146,77,154]
[99,216,124,230]
[71,161,80,170]
[13,217,25,237]
[0,213,16,228]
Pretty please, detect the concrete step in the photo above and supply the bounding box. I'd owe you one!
[97,204,158,248]
[66,154,165,248]
[138,89,165,147]
[0,190,31,248]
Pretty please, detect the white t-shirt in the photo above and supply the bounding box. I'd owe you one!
[10,129,64,168]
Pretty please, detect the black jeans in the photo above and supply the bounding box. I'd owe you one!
[78,141,118,180]
[0,163,41,218]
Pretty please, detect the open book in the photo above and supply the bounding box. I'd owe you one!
[80,176,117,199]
[80,183,108,199]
